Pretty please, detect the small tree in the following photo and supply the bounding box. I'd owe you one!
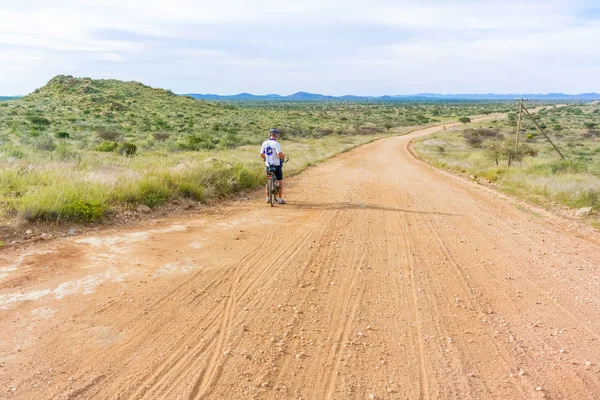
[384,122,393,132]
[96,129,122,142]
[486,142,502,166]
[507,112,517,127]
[28,115,51,129]
[584,122,597,131]
[152,131,171,142]
[458,117,471,125]
[55,131,70,139]
[499,142,535,167]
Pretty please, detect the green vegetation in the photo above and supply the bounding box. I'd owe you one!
[2,75,513,223]
[414,103,600,221]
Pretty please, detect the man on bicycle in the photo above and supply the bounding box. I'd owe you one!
[260,128,286,204]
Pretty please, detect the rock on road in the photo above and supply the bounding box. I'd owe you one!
[1,123,600,399]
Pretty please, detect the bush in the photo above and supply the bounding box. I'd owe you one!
[152,131,170,142]
[33,135,57,152]
[70,200,106,221]
[550,160,589,174]
[96,129,122,141]
[2,145,26,159]
[139,178,171,208]
[464,128,502,147]
[55,131,70,139]
[94,141,118,152]
[178,134,219,150]
[463,129,484,147]
[20,184,108,222]
[28,115,51,128]
[178,182,205,201]
[117,142,137,157]
[574,189,600,209]
[55,143,78,160]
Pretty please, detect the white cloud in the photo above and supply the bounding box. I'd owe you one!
[0,0,598,94]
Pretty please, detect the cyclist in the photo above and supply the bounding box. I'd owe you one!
[260,128,286,204]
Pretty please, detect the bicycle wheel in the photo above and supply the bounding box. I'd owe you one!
[268,177,275,207]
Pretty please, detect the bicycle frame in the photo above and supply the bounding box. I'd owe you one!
[266,165,278,207]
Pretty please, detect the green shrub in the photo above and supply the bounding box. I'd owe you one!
[94,141,118,152]
[550,159,589,174]
[178,134,219,150]
[2,145,26,159]
[70,200,106,221]
[28,115,51,128]
[152,131,170,142]
[138,178,172,208]
[178,182,205,201]
[33,135,57,151]
[55,131,70,139]
[20,184,108,222]
[117,142,137,157]
[55,143,78,160]
[560,189,600,210]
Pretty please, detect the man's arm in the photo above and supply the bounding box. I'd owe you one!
[276,142,284,159]
[260,143,266,160]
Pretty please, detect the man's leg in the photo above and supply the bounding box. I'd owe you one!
[277,180,283,198]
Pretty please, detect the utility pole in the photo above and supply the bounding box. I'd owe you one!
[514,98,566,160]
[514,98,524,150]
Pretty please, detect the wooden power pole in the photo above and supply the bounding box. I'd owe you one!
[514,99,524,150]
[514,99,566,160]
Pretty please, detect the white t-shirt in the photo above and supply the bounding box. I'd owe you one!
[260,138,282,166]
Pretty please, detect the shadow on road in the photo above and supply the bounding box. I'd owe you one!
[287,201,459,216]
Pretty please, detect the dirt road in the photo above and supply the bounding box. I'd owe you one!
[2,123,600,400]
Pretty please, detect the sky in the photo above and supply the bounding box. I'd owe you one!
[1,0,599,95]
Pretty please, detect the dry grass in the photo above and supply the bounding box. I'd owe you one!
[0,134,384,223]
[413,105,600,218]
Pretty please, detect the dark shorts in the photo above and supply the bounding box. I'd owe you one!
[266,165,283,181]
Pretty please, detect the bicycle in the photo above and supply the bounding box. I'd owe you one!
[266,157,288,207]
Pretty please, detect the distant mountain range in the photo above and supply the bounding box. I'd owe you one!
[3,90,600,102]
[183,92,600,101]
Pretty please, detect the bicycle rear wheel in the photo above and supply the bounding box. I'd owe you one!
[268,177,275,207]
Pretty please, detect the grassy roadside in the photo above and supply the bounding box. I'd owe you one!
[0,134,385,225]
[412,104,600,229]
[7,76,517,229]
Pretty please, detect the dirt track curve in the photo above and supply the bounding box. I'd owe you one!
[2,122,600,400]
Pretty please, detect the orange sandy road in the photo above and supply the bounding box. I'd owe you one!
[1,121,600,400]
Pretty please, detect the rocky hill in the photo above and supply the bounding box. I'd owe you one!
[14,75,234,138]
[25,74,216,115]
